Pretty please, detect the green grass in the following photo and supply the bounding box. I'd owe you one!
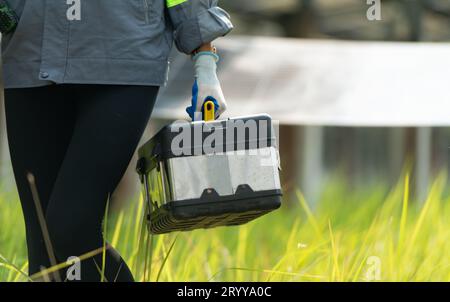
[1,172,450,282]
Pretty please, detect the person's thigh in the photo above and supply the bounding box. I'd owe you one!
[45,85,158,279]
[4,85,77,275]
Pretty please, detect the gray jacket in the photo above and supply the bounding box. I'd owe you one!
[1,0,233,88]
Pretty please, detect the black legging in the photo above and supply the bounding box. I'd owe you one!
[4,84,159,282]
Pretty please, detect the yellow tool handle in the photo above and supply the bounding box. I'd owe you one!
[203,100,215,121]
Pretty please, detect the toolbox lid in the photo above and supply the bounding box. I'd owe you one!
[137,114,277,174]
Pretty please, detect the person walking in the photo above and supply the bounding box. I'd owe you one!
[2,0,232,281]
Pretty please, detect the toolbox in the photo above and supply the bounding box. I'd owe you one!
[136,113,282,234]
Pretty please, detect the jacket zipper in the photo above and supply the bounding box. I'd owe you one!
[143,0,150,24]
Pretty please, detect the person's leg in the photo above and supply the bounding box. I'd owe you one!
[45,84,159,282]
[4,85,77,276]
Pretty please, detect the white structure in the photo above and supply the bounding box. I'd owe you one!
[156,37,450,126]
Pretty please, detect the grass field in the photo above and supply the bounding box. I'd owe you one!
[1,172,450,282]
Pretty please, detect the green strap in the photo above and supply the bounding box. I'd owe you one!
[167,0,188,8]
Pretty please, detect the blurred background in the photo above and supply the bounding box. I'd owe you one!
[218,0,450,204]
[2,0,450,207]
[223,0,450,41]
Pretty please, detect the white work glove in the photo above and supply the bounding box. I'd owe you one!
[186,52,228,121]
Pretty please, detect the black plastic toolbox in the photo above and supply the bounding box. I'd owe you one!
[136,114,282,234]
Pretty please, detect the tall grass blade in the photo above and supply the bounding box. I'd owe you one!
[26,172,61,282]
[156,235,178,282]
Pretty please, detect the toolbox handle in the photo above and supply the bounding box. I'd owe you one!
[203,98,216,121]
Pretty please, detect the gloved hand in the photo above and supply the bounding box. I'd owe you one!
[186,52,228,121]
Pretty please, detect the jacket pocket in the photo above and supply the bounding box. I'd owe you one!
[143,0,151,24]
[142,0,165,25]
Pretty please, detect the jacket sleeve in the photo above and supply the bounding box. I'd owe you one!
[166,0,233,54]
